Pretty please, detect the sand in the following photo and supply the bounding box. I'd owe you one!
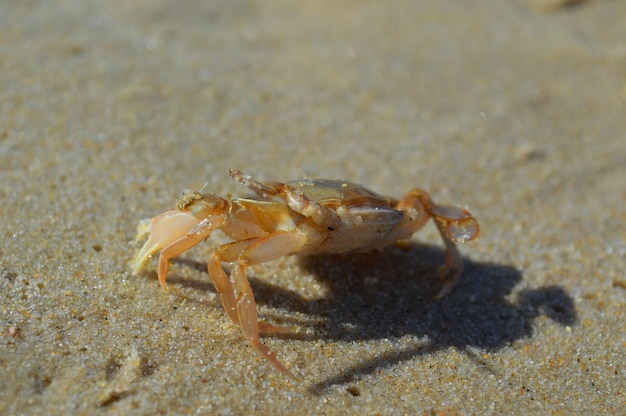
[1,0,624,414]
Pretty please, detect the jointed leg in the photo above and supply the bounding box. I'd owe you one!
[229,168,283,199]
[397,189,479,298]
[431,220,466,299]
[207,251,240,326]
[208,231,308,379]
[229,168,337,229]
[207,240,295,332]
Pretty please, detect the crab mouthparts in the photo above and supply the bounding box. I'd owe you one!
[133,209,201,275]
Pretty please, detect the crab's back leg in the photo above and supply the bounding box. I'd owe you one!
[210,230,308,379]
[229,169,337,229]
[396,189,479,298]
[229,168,283,199]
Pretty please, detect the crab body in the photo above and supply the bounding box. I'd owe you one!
[233,179,411,255]
[133,169,479,378]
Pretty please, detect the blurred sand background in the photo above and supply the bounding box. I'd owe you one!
[1,0,624,414]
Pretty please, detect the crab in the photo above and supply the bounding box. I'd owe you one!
[133,169,479,378]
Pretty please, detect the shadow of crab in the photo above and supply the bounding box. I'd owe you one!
[170,243,576,389]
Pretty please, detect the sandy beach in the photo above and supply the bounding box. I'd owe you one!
[1,1,624,414]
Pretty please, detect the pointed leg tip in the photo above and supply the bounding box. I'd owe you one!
[434,284,453,300]
[274,362,300,381]
[249,338,299,380]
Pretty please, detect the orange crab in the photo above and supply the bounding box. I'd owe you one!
[133,169,479,378]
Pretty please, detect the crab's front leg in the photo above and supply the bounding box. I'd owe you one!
[206,242,291,334]
[210,231,308,379]
[397,189,479,298]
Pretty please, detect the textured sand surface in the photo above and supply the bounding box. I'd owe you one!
[1,1,624,414]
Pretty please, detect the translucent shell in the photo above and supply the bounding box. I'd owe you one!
[287,179,392,209]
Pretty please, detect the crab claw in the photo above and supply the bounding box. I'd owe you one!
[133,209,201,276]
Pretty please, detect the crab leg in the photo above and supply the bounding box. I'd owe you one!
[210,231,308,379]
[230,168,337,229]
[206,241,290,333]
[206,241,259,328]
[397,189,479,298]
[229,168,281,198]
